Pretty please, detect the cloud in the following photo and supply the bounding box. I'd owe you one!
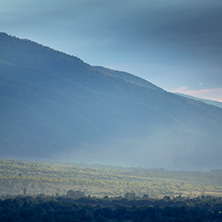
[172,87,222,102]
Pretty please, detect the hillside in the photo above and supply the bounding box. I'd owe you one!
[0,32,222,170]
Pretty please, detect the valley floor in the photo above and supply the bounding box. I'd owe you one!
[1,159,222,199]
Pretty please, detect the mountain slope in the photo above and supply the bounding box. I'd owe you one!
[0,32,222,170]
[93,66,163,91]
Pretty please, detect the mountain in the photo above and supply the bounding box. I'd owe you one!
[1,32,222,170]
[176,93,222,109]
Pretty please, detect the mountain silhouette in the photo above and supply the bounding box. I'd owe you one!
[0,32,222,170]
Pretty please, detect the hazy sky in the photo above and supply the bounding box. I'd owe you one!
[1,0,222,101]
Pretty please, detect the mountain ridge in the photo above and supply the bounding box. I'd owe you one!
[93,66,163,91]
[0,32,222,170]
[176,93,222,109]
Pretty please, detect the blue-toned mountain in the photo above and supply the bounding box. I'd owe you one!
[0,33,222,170]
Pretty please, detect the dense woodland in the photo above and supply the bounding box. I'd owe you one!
[1,160,222,221]
[0,194,222,221]
[1,159,222,198]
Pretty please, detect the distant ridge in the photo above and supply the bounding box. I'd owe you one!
[176,93,222,109]
[0,32,222,170]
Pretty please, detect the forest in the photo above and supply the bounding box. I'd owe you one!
[1,159,222,221]
[1,193,222,221]
[1,159,222,198]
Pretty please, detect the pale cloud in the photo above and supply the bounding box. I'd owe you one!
[172,87,222,102]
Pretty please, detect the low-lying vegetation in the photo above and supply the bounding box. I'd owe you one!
[1,159,222,198]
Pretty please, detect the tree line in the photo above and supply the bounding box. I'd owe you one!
[0,194,222,222]
[1,159,222,198]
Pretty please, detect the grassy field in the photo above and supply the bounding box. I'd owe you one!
[1,159,222,198]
